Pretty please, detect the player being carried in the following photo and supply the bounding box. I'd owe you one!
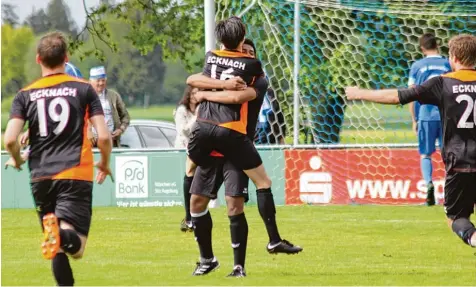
[185,38,302,277]
[346,34,476,248]
[4,32,113,286]
[408,33,451,206]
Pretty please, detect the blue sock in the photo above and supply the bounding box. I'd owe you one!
[421,157,433,184]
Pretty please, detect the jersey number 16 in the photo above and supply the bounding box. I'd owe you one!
[210,65,235,80]
[37,97,70,137]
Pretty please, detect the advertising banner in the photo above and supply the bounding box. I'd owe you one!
[285,149,445,205]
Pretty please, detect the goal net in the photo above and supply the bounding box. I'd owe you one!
[214,0,476,205]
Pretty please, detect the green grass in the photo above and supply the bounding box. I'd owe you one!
[2,206,475,286]
[127,105,176,122]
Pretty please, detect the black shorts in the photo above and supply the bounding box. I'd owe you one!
[187,122,262,170]
[31,179,93,236]
[190,157,250,202]
[444,172,476,220]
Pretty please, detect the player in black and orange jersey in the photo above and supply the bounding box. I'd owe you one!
[3,32,113,286]
[346,34,476,249]
[186,38,302,277]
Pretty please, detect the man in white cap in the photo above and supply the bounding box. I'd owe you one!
[89,66,130,147]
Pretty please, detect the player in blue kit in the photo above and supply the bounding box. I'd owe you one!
[408,33,451,206]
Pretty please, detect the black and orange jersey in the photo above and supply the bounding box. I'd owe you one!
[10,73,104,182]
[198,50,266,134]
[399,69,476,173]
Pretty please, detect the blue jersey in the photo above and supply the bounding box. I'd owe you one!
[408,55,451,121]
[65,62,83,78]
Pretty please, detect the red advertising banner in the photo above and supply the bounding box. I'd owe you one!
[285,149,445,205]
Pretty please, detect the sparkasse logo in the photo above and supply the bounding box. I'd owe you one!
[115,156,149,198]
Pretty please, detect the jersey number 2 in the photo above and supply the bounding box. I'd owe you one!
[37,97,70,136]
[456,94,476,129]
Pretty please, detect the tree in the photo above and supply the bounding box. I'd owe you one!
[1,3,19,27]
[71,0,205,69]
[1,25,35,97]
[46,0,77,36]
[24,8,51,35]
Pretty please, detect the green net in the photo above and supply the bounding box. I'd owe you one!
[214,0,476,205]
[216,0,476,145]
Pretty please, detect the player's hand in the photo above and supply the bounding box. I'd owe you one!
[111,129,122,139]
[224,77,247,90]
[193,91,206,103]
[5,156,26,171]
[412,121,418,135]
[19,130,29,147]
[345,86,362,100]
[95,161,114,184]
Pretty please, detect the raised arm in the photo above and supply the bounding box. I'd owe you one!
[186,73,247,90]
[345,76,443,106]
[194,76,269,105]
[345,87,400,104]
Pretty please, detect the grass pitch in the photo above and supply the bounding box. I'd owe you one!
[2,205,475,286]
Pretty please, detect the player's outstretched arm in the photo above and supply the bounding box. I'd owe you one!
[4,118,26,170]
[345,87,400,104]
[194,87,257,104]
[186,73,246,90]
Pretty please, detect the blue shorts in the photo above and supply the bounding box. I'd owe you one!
[418,121,442,155]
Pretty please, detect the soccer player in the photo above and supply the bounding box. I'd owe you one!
[345,34,476,248]
[65,62,83,78]
[408,33,451,206]
[186,38,302,276]
[3,32,113,286]
[18,61,85,146]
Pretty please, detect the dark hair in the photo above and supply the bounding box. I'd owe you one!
[419,33,438,51]
[37,32,68,69]
[178,85,194,111]
[215,16,246,50]
[244,38,256,54]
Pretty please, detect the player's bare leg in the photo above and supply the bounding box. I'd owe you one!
[190,194,219,275]
[42,214,87,286]
[243,164,303,255]
[181,157,196,232]
[225,196,247,277]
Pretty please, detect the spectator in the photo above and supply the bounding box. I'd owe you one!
[255,87,287,144]
[174,85,198,232]
[88,66,130,147]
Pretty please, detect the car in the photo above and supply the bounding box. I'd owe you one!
[119,119,177,149]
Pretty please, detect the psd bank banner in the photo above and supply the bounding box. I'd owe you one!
[285,149,445,205]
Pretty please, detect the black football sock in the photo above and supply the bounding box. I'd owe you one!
[192,210,214,260]
[183,175,194,222]
[452,218,476,247]
[257,188,282,244]
[229,212,248,268]
[52,253,74,286]
[59,229,81,255]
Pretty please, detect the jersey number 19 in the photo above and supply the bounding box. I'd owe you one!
[37,97,70,137]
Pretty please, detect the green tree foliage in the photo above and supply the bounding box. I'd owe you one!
[46,0,78,36]
[23,8,51,35]
[1,3,19,27]
[72,0,205,70]
[1,25,35,97]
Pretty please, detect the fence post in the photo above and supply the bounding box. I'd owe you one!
[204,0,216,52]
[293,0,301,146]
